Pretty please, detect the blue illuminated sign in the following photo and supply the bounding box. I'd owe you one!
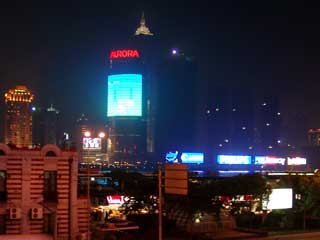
[181,152,204,164]
[254,156,285,165]
[107,74,142,117]
[165,151,179,163]
[217,155,251,165]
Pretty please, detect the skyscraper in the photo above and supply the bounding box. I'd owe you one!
[4,86,34,147]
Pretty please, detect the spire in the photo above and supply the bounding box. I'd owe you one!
[135,12,154,36]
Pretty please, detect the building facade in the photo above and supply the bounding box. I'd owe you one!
[0,144,88,239]
[4,86,34,148]
[33,105,60,147]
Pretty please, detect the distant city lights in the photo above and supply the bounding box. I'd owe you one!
[171,48,178,55]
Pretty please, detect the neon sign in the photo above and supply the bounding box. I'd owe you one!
[217,155,251,165]
[254,156,285,165]
[287,157,307,165]
[165,151,179,163]
[110,49,140,59]
[106,195,130,205]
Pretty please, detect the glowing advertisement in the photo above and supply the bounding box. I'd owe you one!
[109,49,140,59]
[83,138,101,150]
[254,156,285,165]
[287,157,307,165]
[107,74,142,117]
[106,195,130,205]
[217,155,251,165]
[165,151,179,163]
[181,152,204,164]
[263,188,293,210]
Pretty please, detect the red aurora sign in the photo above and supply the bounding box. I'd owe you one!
[109,49,140,59]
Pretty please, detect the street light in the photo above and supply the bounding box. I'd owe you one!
[84,130,105,240]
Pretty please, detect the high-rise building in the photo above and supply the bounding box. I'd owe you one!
[4,86,34,147]
[308,128,320,146]
[32,104,60,147]
[75,114,108,165]
[154,50,199,154]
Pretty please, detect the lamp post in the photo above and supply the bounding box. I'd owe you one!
[84,131,91,240]
[84,130,105,240]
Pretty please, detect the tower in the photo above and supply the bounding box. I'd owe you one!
[4,86,34,147]
[134,12,154,36]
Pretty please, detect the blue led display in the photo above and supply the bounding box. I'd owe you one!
[165,151,179,163]
[107,74,142,117]
[181,152,204,164]
[217,155,251,165]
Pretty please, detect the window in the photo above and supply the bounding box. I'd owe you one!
[0,171,7,202]
[43,171,57,202]
[45,151,56,157]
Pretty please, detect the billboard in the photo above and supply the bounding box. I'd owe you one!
[165,151,179,163]
[263,188,293,210]
[181,152,204,164]
[254,156,285,165]
[107,74,142,117]
[217,155,251,165]
[83,138,101,150]
[287,157,307,165]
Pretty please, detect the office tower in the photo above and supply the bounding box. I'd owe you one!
[33,104,60,146]
[4,86,34,147]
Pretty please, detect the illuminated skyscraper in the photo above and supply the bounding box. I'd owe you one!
[4,86,34,147]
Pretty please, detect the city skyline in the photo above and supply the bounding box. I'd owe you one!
[0,1,318,143]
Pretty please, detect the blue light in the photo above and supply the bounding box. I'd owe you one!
[107,74,142,117]
[217,155,251,165]
[165,151,179,163]
[181,152,204,164]
[171,48,178,55]
[31,106,36,112]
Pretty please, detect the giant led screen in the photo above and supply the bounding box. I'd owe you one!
[107,74,142,117]
[181,152,204,164]
[217,155,251,165]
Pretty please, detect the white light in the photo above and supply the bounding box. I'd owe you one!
[264,188,293,210]
[218,144,223,147]
[232,108,236,112]
[262,102,267,106]
[215,108,220,112]
[91,177,95,181]
[84,131,91,137]
[266,123,270,126]
[268,145,273,149]
[242,126,246,130]
[206,109,211,114]
[277,140,281,144]
[195,218,200,223]
[224,139,229,143]
[249,146,253,150]
[98,132,106,138]
[277,112,281,116]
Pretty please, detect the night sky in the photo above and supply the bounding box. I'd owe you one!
[0,1,319,133]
